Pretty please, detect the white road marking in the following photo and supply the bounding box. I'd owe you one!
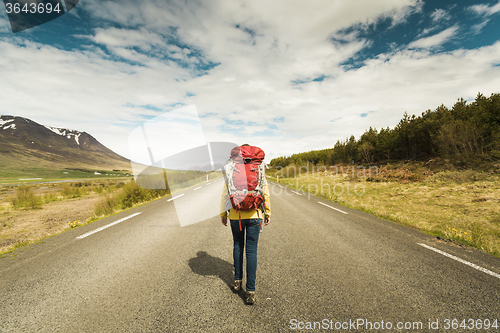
[76,212,141,239]
[418,243,500,280]
[318,201,348,214]
[167,194,185,201]
[206,183,211,185]
[193,186,202,190]
[291,190,302,195]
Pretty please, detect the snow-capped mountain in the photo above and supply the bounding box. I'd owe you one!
[0,115,130,172]
[44,125,83,145]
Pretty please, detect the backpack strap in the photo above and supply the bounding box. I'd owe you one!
[238,210,242,232]
[256,209,262,230]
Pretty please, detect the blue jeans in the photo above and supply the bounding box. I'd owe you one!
[230,218,261,292]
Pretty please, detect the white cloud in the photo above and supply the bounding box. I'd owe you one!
[430,8,451,22]
[408,26,459,49]
[91,28,163,50]
[0,39,191,156]
[472,19,490,35]
[79,0,423,78]
[1,0,500,162]
[469,1,500,17]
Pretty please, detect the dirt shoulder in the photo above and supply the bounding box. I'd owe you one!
[0,193,101,254]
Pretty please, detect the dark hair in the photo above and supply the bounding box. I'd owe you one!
[241,144,250,146]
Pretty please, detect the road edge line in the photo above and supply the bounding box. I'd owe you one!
[318,201,348,215]
[418,243,500,280]
[76,212,142,240]
[167,194,185,201]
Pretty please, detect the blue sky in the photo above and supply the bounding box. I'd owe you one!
[1,0,500,162]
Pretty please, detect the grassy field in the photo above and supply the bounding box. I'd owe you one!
[270,164,500,258]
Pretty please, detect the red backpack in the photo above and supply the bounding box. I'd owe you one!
[223,145,267,230]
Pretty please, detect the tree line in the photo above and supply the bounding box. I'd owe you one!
[270,93,500,167]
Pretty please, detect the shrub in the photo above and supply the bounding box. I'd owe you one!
[91,185,104,194]
[117,180,167,209]
[93,195,118,217]
[93,180,168,217]
[42,192,59,203]
[10,186,42,209]
[61,184,84,198]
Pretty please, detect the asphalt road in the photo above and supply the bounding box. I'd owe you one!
[1,179,499,332]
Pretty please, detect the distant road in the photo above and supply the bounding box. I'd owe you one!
[0,177,132,187]
[1,180,499,332]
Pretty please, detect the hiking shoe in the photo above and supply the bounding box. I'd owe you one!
[232,280,242,292]
[245,291,256,305]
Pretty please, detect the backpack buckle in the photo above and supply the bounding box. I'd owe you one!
[244,157,252,164]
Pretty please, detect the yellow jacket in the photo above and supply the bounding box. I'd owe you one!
[220,179,271,219]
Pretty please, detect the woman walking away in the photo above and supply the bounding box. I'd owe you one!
[220,144,271,305]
